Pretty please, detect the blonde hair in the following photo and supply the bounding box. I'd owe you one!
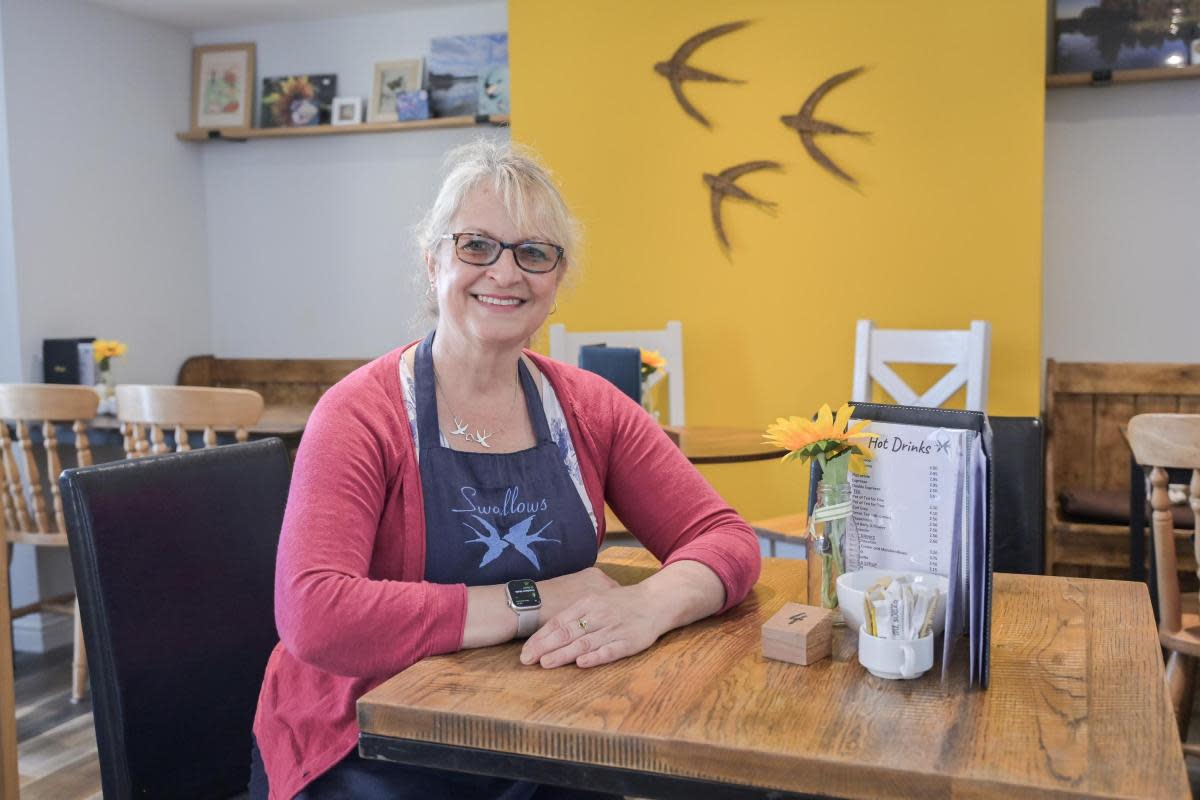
[416,140,580,293]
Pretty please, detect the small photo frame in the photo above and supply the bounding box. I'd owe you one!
[332,96,363,125]
[395,90,430,122]
[369,58,424,123]
[191,42,255,131]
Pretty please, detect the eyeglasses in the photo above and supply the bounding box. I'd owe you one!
[441,232,564,274]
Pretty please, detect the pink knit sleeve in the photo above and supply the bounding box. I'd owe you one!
[600,387,761,613]
[273,376,467,678]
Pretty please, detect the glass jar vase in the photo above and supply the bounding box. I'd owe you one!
[807,479,851,624]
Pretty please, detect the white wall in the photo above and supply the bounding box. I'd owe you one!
[194,1,508,359]
[1044,81,1200,363]
[0,4,19,383]
[3,0,211,385]
[1,0,211,650]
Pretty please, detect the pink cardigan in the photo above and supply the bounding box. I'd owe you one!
[253,343,762,799]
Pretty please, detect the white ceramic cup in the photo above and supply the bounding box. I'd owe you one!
[857,626,934,680]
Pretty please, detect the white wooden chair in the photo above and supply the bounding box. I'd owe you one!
[0,384,100,703]
[851,320,991,412]
[548,321,685,425]
[116,385,264,457]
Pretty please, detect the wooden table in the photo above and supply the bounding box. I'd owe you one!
[358,547,1188,799]
[666,425,779,464]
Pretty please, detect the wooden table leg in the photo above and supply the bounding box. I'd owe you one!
[1,531,19,798]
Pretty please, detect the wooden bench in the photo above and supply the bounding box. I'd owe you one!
[177,355,369,407]
[1045,360,1200,579]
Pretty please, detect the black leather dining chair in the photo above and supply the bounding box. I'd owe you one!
[60,438,289,800]
[990,416,1044,575]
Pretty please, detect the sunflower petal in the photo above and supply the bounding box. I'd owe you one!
[832,403,853,436]
[815,403,833,436]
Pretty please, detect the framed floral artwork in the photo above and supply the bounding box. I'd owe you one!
[190,42,255,131]
[261,74,337,128]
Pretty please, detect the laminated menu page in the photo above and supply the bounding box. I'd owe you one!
[844,421,969,577]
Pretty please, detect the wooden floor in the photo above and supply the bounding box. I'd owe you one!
[12,634,1200,800]
[14,647,100,799]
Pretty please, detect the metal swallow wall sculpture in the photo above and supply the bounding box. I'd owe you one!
[780,66,870,186]
[703,160,782,251]
[653,20,750,128]
[651,19,873,252]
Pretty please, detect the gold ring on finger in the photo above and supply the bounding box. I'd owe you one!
[577,617,588,632]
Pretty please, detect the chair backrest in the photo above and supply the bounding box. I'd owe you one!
[548,321,685,425]
[60,439,290,800]
[851,320,990,412]
[116,384,264,457]
[0,384,99,541]
[1127,413,1200,639]
[177,354,367,406]
[990,416,1044,574]
[1044,361,1200,500]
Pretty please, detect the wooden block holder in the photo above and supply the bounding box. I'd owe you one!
[761,602,833,665]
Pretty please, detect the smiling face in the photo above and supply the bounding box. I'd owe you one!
[427,184,563,351]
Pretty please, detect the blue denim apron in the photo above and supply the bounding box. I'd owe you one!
[415,333,597,586]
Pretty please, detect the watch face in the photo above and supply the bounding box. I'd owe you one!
[506,579,541,609]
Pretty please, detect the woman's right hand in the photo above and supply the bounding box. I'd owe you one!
[537,566,619,623]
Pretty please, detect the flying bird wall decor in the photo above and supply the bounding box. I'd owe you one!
[703,160,782,251]
[780,66,870,186]
[653,20,750,128]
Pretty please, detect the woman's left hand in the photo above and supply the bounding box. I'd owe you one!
[519,583,663,669]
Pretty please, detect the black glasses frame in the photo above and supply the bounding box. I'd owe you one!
[441,232,564,274]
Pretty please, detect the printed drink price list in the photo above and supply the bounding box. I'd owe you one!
[845,420,968,577]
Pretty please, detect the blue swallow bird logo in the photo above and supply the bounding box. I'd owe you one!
[500,515,556,571]
[463,514,556,570]
[462,516,508,567]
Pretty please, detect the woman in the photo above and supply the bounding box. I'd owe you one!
[250,140,761,799]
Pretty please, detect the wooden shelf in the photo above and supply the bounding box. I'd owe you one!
[176,114,509,142]
[1047,64,1200,88]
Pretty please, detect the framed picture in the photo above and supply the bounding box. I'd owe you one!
[332,96,363,125]
[427,33,508,118]
[260,74,338,128]
[368,58,424,123]
[1053,0,1199,74]
[190,42,255,131]
[395,89,431,121]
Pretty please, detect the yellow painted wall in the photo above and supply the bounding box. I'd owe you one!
[511,0,1045,520]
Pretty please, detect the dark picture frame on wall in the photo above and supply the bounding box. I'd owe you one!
[260,74,338,128]
[190,42,255,132]
[1052,0,1200,74]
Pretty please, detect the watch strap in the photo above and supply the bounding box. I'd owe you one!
[514,608,538,638]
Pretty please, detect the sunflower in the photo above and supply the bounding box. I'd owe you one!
[264,76,317,127]
[763,402,879,475]
[640,349,666,378]
[92,340,127,362]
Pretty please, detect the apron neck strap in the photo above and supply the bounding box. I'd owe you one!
[413,331,553,448]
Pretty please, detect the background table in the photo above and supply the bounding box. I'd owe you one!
[664,425,779,464]
[358,548,1188,799]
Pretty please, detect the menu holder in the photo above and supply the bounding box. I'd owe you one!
[809,402,993,689]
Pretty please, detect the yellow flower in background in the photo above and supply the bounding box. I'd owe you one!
[763,402,879,475]
[92,340,128,362]
[640,349,666,379]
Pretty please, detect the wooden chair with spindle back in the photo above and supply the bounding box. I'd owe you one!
[1127,412,1200,758]
[0,384,100,703]
[115,385,265,457]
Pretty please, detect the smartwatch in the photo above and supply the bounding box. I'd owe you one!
[505,579,542,638]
